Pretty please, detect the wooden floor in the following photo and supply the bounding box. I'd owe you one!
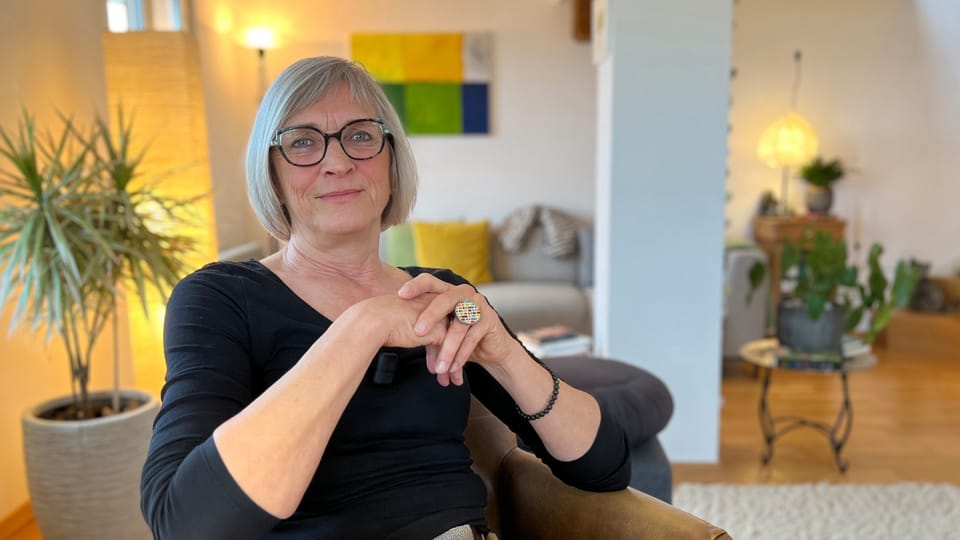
[2,520,39,540]
[6,347,958,539]
[674,346,960,485]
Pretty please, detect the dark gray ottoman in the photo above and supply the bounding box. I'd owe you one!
[539,356,674,503]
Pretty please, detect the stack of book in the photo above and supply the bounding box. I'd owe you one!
[841,335,872,357]
[774,335,872,371]
[775,350,845,371]
[517,325,592,358]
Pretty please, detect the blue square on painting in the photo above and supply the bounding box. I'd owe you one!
[461,83,489,134]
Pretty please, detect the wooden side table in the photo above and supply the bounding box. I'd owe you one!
[751,215,846,309]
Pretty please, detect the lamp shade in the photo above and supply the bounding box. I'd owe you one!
[756,111,819,168]
[243,27,276,51]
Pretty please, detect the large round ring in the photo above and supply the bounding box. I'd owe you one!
[453,299,481,325]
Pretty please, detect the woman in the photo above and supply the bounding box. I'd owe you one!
[141,56,630,540]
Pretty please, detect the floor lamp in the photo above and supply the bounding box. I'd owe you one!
[756,50,818,215]
[243,27,280,253]
[244,27,276,103]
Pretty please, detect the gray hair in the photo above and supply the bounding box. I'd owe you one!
[245,56,418,241]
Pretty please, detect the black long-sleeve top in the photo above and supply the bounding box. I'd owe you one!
[140,261,631,540]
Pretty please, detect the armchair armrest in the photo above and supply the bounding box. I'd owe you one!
[496,448,731,540]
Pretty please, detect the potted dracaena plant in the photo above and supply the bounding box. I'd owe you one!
[748,231,920,353]
[0,108,197,539]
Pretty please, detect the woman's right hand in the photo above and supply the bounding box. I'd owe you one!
[348,292,448,350]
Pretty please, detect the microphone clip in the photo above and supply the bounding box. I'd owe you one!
[372,351,399,386]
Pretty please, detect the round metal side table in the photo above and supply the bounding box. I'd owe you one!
[740,338,877,472]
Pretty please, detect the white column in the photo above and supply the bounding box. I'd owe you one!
[594,0,732,462]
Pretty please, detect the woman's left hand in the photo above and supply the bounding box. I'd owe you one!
[397,274,519,386]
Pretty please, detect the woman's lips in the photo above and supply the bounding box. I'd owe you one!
[318,189,362,202]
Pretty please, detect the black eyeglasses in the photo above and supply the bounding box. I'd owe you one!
[270,117,392,167]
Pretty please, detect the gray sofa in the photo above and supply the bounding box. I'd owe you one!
[479,222,594,335]
[381,220,595,335]
[722,244,769,358]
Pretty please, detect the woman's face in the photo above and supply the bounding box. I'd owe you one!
[272,83,391,242]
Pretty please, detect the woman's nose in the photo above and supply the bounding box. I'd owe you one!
[320,138,355,175]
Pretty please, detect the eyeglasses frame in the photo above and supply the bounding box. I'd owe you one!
[270,117,393,167]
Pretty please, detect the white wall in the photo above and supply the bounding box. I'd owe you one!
[192,0,598,253]
[727,0,960,275]
[594,0,730,462]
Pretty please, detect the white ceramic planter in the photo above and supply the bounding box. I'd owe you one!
[805,185,834,215]
[22,389,159,540]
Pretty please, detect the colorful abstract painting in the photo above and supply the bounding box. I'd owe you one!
[351,32,492,135]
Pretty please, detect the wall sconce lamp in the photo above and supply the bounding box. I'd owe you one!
[244,27,277,101]
[756,50,818,215]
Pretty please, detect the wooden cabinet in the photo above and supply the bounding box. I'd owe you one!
[751,215,847,308]
[883,277,960,357]
[574,0,591,41]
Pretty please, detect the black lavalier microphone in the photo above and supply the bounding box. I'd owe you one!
[372,351,399,385]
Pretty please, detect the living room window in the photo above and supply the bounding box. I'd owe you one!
[106,0,184,32]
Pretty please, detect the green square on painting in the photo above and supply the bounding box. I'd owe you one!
[380,84,406,126]
[405,83,462,134]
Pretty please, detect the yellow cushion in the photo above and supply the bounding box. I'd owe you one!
[411,220,494,284]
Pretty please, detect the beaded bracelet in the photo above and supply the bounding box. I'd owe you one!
[515,365,560,421]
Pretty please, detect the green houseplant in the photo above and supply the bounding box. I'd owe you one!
[800,156,844,215]
[0,108,196,538]
[749,231,921,351]
[1,109,194,417]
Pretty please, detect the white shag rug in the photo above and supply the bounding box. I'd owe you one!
[673,483,960,540]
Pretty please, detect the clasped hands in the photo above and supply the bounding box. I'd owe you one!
[364,273,518,387]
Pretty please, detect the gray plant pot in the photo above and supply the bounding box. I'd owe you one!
[22,389,159,540]
[777,299,845,353]
[805,185,834,215]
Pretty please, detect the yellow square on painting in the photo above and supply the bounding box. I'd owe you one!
[402,34,463,82]
[352,34,405,82]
